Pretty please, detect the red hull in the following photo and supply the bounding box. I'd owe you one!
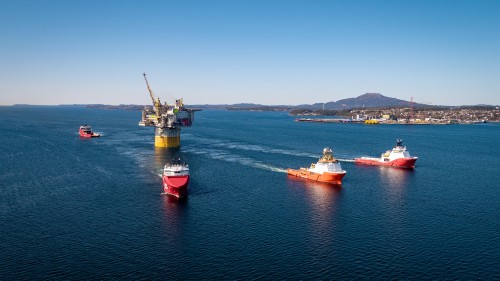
[162,175,189,198]
[355,157,417,168]
[79,129,100,138]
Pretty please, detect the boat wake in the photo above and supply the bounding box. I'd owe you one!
[186,136,363,162]
[183,136,319,158]
[254,163,288,173]
[182,136,359,172]
[187,147,288,173]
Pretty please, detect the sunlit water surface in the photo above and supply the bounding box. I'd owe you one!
[1,107,499,279]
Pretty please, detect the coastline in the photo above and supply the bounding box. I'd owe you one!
[294,118,496,125]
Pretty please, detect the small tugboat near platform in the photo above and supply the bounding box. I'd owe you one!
[79,124,100,138]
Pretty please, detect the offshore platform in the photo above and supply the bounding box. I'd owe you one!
[139,73,200,148]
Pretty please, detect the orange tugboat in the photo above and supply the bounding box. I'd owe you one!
[287,147,346,185]
[355,139,417,168]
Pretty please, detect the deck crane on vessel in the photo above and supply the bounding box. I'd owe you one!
[139,73,200,147]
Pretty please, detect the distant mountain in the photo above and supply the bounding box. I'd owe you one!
[189,94,423,111]
[44,93,433,111]
[296,93,424,110]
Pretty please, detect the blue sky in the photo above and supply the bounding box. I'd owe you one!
[1,0,499,106]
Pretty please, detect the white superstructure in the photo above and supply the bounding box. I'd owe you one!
[358,139,417,163]
[163,159,189,176]
[308,147,346,174]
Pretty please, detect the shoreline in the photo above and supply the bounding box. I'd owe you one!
[294,118,496,125]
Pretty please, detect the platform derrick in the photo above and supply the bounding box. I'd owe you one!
[139,73,199,148]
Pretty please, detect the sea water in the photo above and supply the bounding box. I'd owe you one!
[0,106,499,279]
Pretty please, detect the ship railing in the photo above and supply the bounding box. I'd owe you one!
[165,164,184,168]
[164,170,189,176]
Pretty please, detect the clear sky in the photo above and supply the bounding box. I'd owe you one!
[1,0,499,106]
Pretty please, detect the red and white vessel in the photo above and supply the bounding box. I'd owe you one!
[162,158,189,198]
[355,139,417,168]
[79,124,100,138]
[288,147,346,185]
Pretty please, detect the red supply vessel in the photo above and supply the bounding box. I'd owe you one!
[162,158,189,198]
[355,139,417,168]
[79,124,100,138]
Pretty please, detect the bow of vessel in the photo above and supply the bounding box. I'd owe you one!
[162,158,190,198]
[79,124,100,138]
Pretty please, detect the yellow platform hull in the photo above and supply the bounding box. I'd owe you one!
[154,127,181,148]
[155,135,181,148]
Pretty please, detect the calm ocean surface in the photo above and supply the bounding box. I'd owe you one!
[1,106,499,280]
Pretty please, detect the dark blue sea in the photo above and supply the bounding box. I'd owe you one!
[1,106,499,280]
